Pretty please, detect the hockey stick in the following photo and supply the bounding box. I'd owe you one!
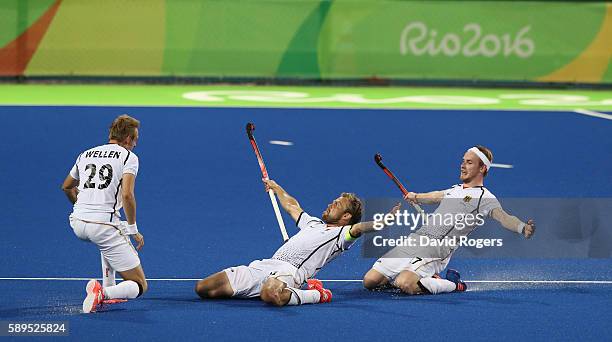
[374,153,425,215]
[246,123,289,242]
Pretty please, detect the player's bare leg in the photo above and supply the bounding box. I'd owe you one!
[118,265,148,295]
[195,272,234,299]
[260,278,291,306]
[98,264,148,301]
[260,277,331,306]
[363,269,390,290]
[363,269,389,289]
[102,264,147,300]
[393,270,425,295]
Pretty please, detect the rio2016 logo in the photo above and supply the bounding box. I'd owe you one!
[400,22,535,58]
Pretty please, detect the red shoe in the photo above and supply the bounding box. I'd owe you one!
[102,299,128,304]
[445,269,467,292]
[82,279,104,313]
[307,279,332,303]
[455,282,467,292]
[307,279,323,290]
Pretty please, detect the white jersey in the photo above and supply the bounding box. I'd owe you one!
[271,212,356,281]
[416,184,501,239]
[69,143,139,221]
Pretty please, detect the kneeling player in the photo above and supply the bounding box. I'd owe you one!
[62,115,148,313]
[196,179,398,306]
[363,146,535,295]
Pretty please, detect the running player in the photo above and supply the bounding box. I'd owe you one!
[195,179,400,306]
[61,114,148,313]
[363,145,536,295]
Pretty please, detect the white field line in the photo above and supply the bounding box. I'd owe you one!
[269,140,294,146]
[490,163,514,169]
[574,109,612,120]
[1,278,611,284]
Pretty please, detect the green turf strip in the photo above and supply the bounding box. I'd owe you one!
[0,84,611,111]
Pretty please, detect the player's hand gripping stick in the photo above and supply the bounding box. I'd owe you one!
[374,153,425,215]
[246,123,289,242]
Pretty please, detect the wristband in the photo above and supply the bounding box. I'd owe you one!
[120,221,139,235]
[516,222,525,234]
[345,227,358,242]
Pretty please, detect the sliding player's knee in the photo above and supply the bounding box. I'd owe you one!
[139,279,148,295]
[196,273,235,299]
[363,270,386,290]
[195,279,231,299]
[260,288,285,306]
[260,279,287,307]
[195,279,214,298]
[261,291,287,307]
[395,278,420,295]
[363,275,382,290]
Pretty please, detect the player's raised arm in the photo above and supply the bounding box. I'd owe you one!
[263,179,303,222]
[490,207,535,239]
[349,202,402,238]
[404,190,445,205]
[61,175,79,204]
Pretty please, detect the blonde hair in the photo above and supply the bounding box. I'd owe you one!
[475,145,493,176]
[341,192,363,225]
[109,114,140,142]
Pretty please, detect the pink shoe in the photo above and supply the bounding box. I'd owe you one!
[82,280,104,313]
[307,279,323,290]
[307,279,332,303]
[102,299,128,304]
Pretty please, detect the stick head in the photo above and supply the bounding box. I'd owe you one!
[246,122,255,139]
[374,153,385,168]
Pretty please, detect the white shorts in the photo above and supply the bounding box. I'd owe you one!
[69,214,140,272]
[372,255,451,280]
[223,259,301,298]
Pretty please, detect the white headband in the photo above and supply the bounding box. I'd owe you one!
[468,147,491,170]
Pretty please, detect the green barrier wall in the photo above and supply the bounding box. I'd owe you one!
[1,0,611,84]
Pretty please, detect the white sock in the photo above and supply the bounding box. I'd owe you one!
[285,288,320,305]
[100,253,116,288]
[418,277,457,294]
[103,280,140,299]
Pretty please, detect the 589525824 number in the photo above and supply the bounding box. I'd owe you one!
[1,322,69,336]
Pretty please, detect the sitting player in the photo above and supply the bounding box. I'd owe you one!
[195,179,399,306]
